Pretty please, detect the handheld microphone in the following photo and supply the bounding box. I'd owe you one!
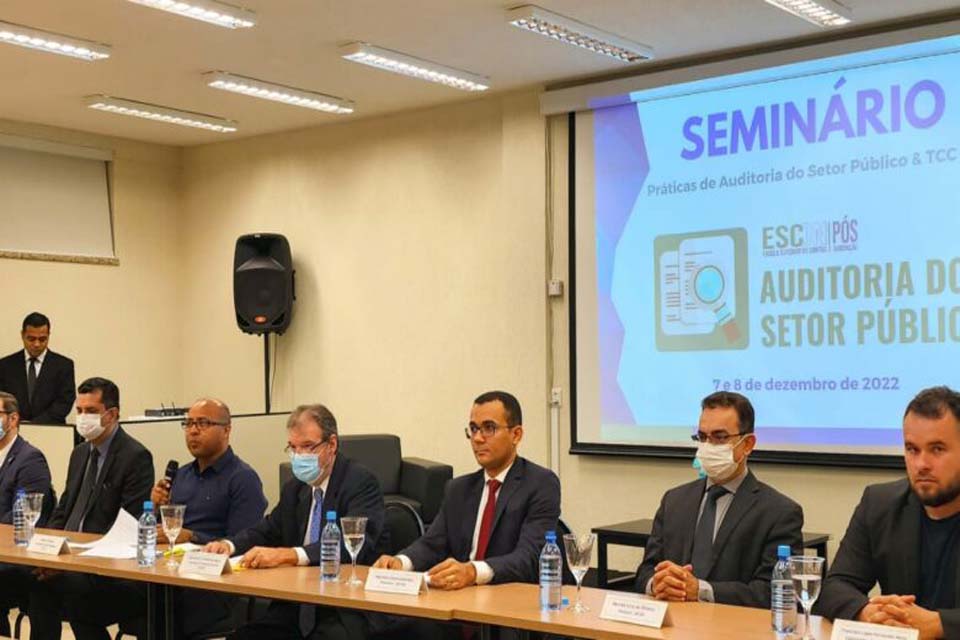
[164,460,179,489]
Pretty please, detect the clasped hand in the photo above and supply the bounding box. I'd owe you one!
[651,561,699,602]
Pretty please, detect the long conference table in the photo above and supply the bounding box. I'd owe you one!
[0,525,833,640]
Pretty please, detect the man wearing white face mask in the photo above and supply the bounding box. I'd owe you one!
[636,391,803,608]
[28,377,155,640]
[204,403,384,640]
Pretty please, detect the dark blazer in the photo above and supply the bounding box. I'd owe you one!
[816,479,960,637]
[400,456,561,584]
[48,426,154,533]
[636,470,804,608]
[0,436,53,524]
[0,350,75,424]
[230,454,385,565]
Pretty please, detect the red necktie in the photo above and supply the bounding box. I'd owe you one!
[475,479,501,561]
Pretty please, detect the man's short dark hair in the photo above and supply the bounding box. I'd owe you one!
[701,391,755,434]
[473,391,523,427]
[77,377,120,410]
[288,404,338,440]
[0,391,18,414]
[22,312,50,332]
[904,386,960,422]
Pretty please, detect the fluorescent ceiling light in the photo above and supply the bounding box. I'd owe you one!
[506,5,653,63]
[339,42,489,92]
[763,0,853,27]
[85,95,238,133]
[0,20,111,61]
[205,72,354,114]
[125,0,256,29]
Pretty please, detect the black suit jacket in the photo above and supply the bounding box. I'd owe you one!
[636,470,804,608]
[0,350,75,424]
[400,456,561,584]
[48,426,154,533]
[230,455,385,565]
[816,479,960,637]
[0,436,53,524]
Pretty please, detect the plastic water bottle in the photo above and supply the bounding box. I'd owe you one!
[137,500,157,568]
[13,489,28,547]
[539,530,562,611]
[320,510,341,582]
[771,544,796,633]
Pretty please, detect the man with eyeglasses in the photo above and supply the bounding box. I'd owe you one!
[150,398,267,639]
[636,391,803,608]
[204,403,384,640]
[374,390,561,591]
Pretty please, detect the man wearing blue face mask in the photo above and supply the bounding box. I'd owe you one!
[203,403,384,640]
[635,391,803,608]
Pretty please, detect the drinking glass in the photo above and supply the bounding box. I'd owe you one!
[160,504,186,568]
[563,532,596,613]
[340,516,368,587]
[789,555,825,640]
[23,493,44,540]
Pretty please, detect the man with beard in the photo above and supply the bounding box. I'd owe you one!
[818,386,960,639]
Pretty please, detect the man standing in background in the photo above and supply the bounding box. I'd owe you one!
[0,312,75,424]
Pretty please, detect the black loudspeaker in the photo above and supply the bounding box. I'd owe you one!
[233,233,295,334]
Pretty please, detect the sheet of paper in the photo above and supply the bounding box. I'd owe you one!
[79,509,140,559]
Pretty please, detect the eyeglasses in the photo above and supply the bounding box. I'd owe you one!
[284,440,328,456]
[464,421,514,439]
[180,418,229,431]
[690,430,748,445]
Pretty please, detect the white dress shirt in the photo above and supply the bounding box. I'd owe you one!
[397,461,514,586]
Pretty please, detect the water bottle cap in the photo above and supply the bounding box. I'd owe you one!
[144,500,154,511]
[326,511,337,520]
[16,488,25,496]
[777,544,791,558]
[545,530,556,541]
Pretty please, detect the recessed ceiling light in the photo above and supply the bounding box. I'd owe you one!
[763,0,853,27]
[124,0,256,29]
[506,5,653,63]
[0,20,111,61]
[204,72,355,114]
[339,42,489,92]
[85,95,238,133]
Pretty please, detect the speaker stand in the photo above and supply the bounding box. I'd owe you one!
[263,334,271,414]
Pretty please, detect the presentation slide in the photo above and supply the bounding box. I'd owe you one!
[575,33,960,458]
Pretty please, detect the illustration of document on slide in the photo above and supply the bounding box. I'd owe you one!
[655,228,748,350]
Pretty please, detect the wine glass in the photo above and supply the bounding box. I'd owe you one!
[563,532,596,613]
[789,555,825,640]
[159,504,186,568]
[23,493,44,541]
[340,516,368,587]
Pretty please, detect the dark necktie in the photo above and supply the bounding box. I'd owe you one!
[65,448,100,532]
[26,357,38,404]
[299,488,325,638]
[691,484,729,578]
[475,479,502,561]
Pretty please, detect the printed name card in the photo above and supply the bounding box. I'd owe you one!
[27,534,69,556]
[178,551,233,577]
[831,619,919,640]
[364,568,426,595]
[600,593,672,628]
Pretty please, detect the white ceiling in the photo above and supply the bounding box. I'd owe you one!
[1,0,958,146]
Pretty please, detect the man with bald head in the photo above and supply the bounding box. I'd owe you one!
[151,398,267,639]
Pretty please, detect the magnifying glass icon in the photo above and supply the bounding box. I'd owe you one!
[692,265,740,342]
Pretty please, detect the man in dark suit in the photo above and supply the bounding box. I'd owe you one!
[636,391,803,608]
[0,390,55,637]
[374,390,561,588]
[0,312,75,424]
[817,386,960,640]
[28,377,155,640]
[204,403,385,640]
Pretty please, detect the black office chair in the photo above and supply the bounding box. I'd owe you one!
[383,500,425,555]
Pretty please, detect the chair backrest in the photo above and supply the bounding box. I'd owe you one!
[383,499,424,556]
[338,434,402,494]
[38,485,57,527]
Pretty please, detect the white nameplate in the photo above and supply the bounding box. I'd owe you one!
[178,551,233,577]
[831,619,919,640]
[27,534,69,556]
[364,568,426,595]
[600,593,671,628]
